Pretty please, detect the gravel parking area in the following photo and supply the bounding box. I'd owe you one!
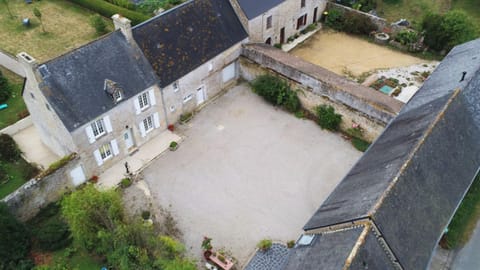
[142,84,362,266]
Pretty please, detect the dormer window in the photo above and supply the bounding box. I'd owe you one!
[104,79,124,104]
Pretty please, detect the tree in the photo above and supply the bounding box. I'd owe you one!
[33,7,46,33]
[0,134,21,162]
[422,10,477,52]
[0,203,31,269]
[0,70,11,103]
[90,15,107,36]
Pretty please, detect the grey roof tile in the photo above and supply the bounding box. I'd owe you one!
[237,0,284,19]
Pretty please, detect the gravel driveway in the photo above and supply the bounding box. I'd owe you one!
[142,84,362,266]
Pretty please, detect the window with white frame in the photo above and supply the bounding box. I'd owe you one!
[173,82,179,92]
[183,94,193,103]
[114,90,122,102]
[138,92,149,110]
[266,15,272,29]
[99,143,112,161]
[143,115,154,133]
[91,118,106,138]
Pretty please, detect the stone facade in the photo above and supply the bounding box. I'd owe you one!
[234,0,327,44]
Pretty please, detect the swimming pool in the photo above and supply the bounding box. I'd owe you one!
[380,85,393,94]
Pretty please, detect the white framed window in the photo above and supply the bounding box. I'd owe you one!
[91,118,106,138]
[139,112,160,137]
[266,15,272,29]
[173,82,179,92]
[138,92,149,110]
[183,94,193,103]
[93,139,119,166]
[99,143,112,161]
[143,115,154,133]
[114,90,122,102]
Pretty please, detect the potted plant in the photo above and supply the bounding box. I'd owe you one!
[201,236,213,259]
[169,141,178,151]
[168,124,174,132]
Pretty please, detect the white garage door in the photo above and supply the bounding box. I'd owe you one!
[69,165,86,186]
[222,62,236,83]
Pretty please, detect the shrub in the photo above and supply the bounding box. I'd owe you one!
[38,153,75,178]
[352,137,370,152]
[141,210,151,220]
[67,0,150,25]
[273,43,282,49]
[251,75,301,112]
[395,29,418,45]
[90,14,107,35]
[33,217,72,251]
[120,177,132,188]
[0,203,31,268]
[0,70,11,103]
[325,9,345,30]
[287,240,295,248]
[316,105,342,131]
[0,133,21,162]
[17,109,30,120]
[257,239,272,251]
[342,11,376,35]
[180,112,192,123]
[169,141,178,148]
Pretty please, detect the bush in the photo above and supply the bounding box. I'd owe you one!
[325,9,345,30]
[251,75,300,112]
[180,112,192,123]
[33,217,72,251]
[120,177,132,188]
[257,239,272,251]
[67,0,150,25]
[316,105,342,131]
[342,11,376,35]
[0,203,31,268]
[0,134,21,162]
[141,210,151,220]
[287,240,295,248]
[395,29,418,45]
[422,10,477,52]
[0,70,11,103]
[38,154,75,178]
[352,137,370,152]
[90,14,107,35]
[169,141,178,148]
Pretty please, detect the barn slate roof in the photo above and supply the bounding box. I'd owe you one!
[236,0,284,19]
[132,0,248,88]
[38,31,158,132]
[284,38,480,269]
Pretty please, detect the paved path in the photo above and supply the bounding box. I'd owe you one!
[451,220,480,270]
[13,125,59,169]
[142,84,362,267]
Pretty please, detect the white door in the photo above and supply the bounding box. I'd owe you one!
[222,62,235,82]
[196,86,206,105]
[69,166,86,186]
[124,129,134,150]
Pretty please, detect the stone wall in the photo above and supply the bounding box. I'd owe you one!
[0,116,32,136]
[0,49,25,77]
[240,44,404,141]
[1,157,81,221]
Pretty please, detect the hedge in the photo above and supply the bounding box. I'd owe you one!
[68,0,150,25]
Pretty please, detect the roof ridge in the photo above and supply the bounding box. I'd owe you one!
[132,0,195,30]
[369,88,463,216]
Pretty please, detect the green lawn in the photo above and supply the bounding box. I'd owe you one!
[0,0,113,62]
[0,67,27,130]
[443,173,480,249]
[0,158,38,199]
[376,0,480,31]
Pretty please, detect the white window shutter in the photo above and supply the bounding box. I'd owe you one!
[148,89,156,106]
[93,150,103,166]
[104,115,113,133]
[85,126,95,144]
[111,139,119,156]
[134,97,141,115]
[139,122,146,137]
[153,112,160,128]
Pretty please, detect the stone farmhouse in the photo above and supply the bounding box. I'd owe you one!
[231,0,326,44]
[18,0,249,180]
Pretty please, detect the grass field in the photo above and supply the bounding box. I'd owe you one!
[0,158,38,199]
[0,0,113,62]
[0,67,27,130]
[376,0,480,31]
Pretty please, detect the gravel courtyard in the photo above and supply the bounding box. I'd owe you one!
[142,84,362,266]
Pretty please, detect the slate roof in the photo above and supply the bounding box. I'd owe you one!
[287,38,480,269]
[39,31,158,132]
[236,0,284,19]
[132,0,248,88]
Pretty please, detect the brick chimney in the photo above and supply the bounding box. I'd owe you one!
[112,14,133,43]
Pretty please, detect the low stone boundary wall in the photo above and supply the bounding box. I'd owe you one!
[240,44,404,141]
[0,49,25,77]
[1,157,81,221]
[0,116,32,136]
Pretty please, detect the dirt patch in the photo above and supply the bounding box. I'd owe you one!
[290,31,426,76]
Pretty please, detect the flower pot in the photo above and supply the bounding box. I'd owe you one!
[204,250,212,259]
[168,124,174,132]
